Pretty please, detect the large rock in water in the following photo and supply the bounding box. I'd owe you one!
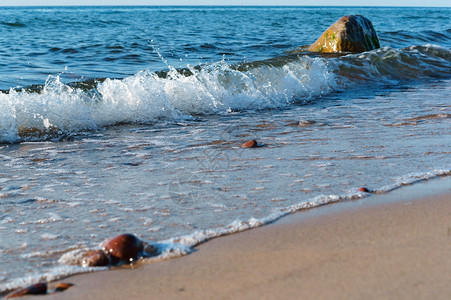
[308,15,380,53]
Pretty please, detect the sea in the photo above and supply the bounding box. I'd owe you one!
[0,6,450,293]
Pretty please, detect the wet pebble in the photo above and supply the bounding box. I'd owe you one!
[6,283,47,298]
[358,187,370,193]
[298,120,317,127]
[53,283,74,293]
[241,140,258,148]
[81,249,110,267]
[102,234,143,263]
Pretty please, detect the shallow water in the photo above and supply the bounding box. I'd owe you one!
[0,6,450,293]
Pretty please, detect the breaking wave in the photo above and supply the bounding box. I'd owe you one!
[0,44,449,143]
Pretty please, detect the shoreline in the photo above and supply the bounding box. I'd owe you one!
[33,176,451,299]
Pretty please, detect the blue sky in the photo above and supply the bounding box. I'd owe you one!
[0,1,450,6]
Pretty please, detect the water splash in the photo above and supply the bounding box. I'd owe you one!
[0,56,335,143]
[1,44,450,144]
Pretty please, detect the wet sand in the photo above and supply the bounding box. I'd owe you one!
[40,178,451,299]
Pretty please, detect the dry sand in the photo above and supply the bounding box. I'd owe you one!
[36,178,451,299]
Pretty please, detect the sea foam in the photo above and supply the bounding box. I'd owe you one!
[0,57,335,143]
[2,44,450,144]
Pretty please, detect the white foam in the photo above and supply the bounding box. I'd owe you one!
[2,44,450,144]
[377,169,451,193]
[0,57,335,143]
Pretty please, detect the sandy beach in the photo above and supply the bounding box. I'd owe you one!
[0,4,450,300]
[26,177,450,300]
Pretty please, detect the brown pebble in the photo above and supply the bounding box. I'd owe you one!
[6,283,47,298]
[358,187,370,193]
[81,249,110,267]
[54,283,74,292]
[241,140,258,148]
[102,234,144,263]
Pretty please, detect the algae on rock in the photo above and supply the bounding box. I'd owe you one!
[308,15,380,53]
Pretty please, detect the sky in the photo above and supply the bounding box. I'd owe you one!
[0,1,450,7]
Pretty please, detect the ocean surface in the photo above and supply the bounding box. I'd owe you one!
[0,6,450,293]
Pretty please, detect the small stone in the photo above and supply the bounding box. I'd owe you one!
[241,140,258,148]
[358,187,370,193]
[6,283,47,298]
[298,120,316,127]
[102,234,144,263]
[54,283,74,292]
[81,249,110,267]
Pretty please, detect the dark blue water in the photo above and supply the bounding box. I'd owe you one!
[0,6,450,89]
[0,6,450,294]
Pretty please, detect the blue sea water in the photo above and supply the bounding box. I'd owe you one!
[0,6,450,293]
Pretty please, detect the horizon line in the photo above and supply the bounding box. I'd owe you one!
[0,5,450,8]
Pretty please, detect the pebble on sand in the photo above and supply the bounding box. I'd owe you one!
[102,233,144,263]
[81,249,110,267]
[54,283,74,293]
[6,283,47,298]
